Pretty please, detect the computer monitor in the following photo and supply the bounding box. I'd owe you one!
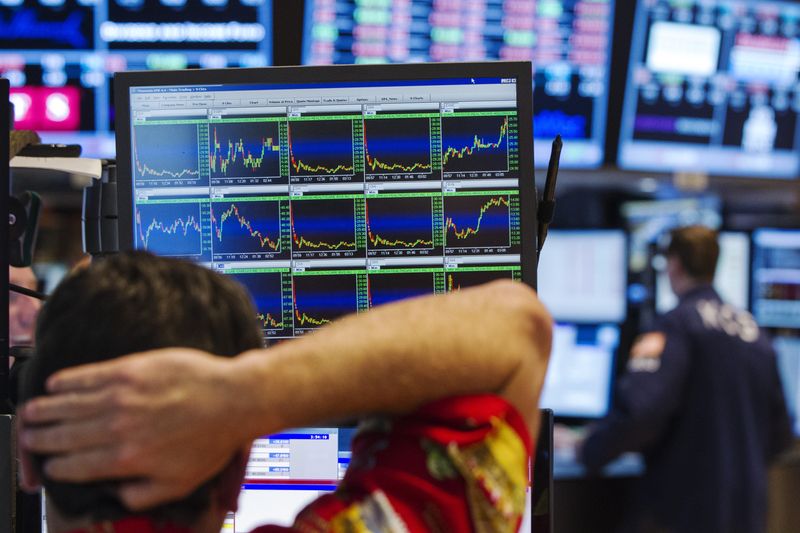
[302,0,616,169]
[536,230,627,323]
[1,77,8,404]
[618,0,800,178]
[114,61,536,340]
[539,323,619,419]
[0,1,272,158]
[113,60,538,530]
[621,197,722,274]
[752,228,800,328]
[655,231,750,313]
[774,335,800,436]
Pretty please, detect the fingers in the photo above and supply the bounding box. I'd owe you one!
[43,447,136,482]
[21,388,115,425]
[21,416,118,454]
[45,357,135,393]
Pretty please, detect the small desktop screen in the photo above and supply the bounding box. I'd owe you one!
[656,231,750,313]
[302,0,616,169]
[0,0,272,158]
[752,228,800,328]
[618,0,800,178]
[536,230,627,323]
[539,322,619,419]
[621,197,722,274]
[774,335,800,436]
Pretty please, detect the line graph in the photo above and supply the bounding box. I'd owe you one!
[446,270,516,292]
[133,124,202,184]
[135,202,203,257]
[365,196,435,252]
[209,123,281,179]
[367,272,435,308]
[444,195,511,248]
[288,120,355,176]
[363,118,432,175]
[229,272,290,335]
[441,115,509,174]
[210,200,287,259]
[290,198,357,255]
[292,275,358,332]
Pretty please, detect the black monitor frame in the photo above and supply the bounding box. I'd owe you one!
[1,77,9,407]
[113,61,538,289]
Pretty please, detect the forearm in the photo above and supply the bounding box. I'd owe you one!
[231,280,552,440]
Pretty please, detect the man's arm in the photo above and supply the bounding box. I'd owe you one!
[20,280,551,509]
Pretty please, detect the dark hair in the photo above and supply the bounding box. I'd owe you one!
[20,251,263,525]
[666,225,720,283]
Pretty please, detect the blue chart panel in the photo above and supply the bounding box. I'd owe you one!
[446,270,514,292]
[211,200,285,259]
[229,272,288,335]
[290,198,357,254]
[444,195,510,249]
[368,272,434,308]
[288,120,354,177]
[441,115,509,173]
[364,118,431,175]
[133,124,202,184]
[366,196,434,252]
[209,122,281,179]
[292,274,358,332]
[135,202,203,257]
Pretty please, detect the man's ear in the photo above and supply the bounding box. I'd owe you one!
[17,419,42,492]
[215,443,252,512]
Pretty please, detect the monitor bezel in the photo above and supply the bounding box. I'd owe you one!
[114,61,537,289]
[1,77,9,406]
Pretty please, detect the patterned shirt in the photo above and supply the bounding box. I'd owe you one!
[67,394,531,533]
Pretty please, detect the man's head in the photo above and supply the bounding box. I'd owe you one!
[665,225,720,296]
[20,251,263,532]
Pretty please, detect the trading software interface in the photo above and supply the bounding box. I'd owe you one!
[618,0,800,178]
[656,231,750,313]
[539,323,619,419]
[0,0,272,158]
[302,0,616,168]
[752,229,800,329]
[536,230,628,324]
[128,76,524,340]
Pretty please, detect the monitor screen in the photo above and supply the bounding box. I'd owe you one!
[537,230,627,323]
[539,323,619,419]
[618,0,800,178]
[0,0,272,158]
[621,197,722,274]
[114,61,536,339]
[752,228,800,328]
[656,231,750,313]
[774,335,800,436]
[302,0,616,169]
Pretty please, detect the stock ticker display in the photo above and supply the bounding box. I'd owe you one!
[130,77,524,340]
[618,0,800,178]
[0,0,272,157]
[302,0,615,169]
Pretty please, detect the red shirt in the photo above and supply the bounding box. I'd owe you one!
[68,394,531,533]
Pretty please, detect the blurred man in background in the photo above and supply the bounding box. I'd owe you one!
[579,226,793,533]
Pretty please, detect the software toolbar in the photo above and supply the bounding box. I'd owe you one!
[130,78,524,339]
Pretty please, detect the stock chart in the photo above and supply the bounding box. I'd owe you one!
[302,0,616,168]
[129,74,527,339]
[0,0,272,157]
